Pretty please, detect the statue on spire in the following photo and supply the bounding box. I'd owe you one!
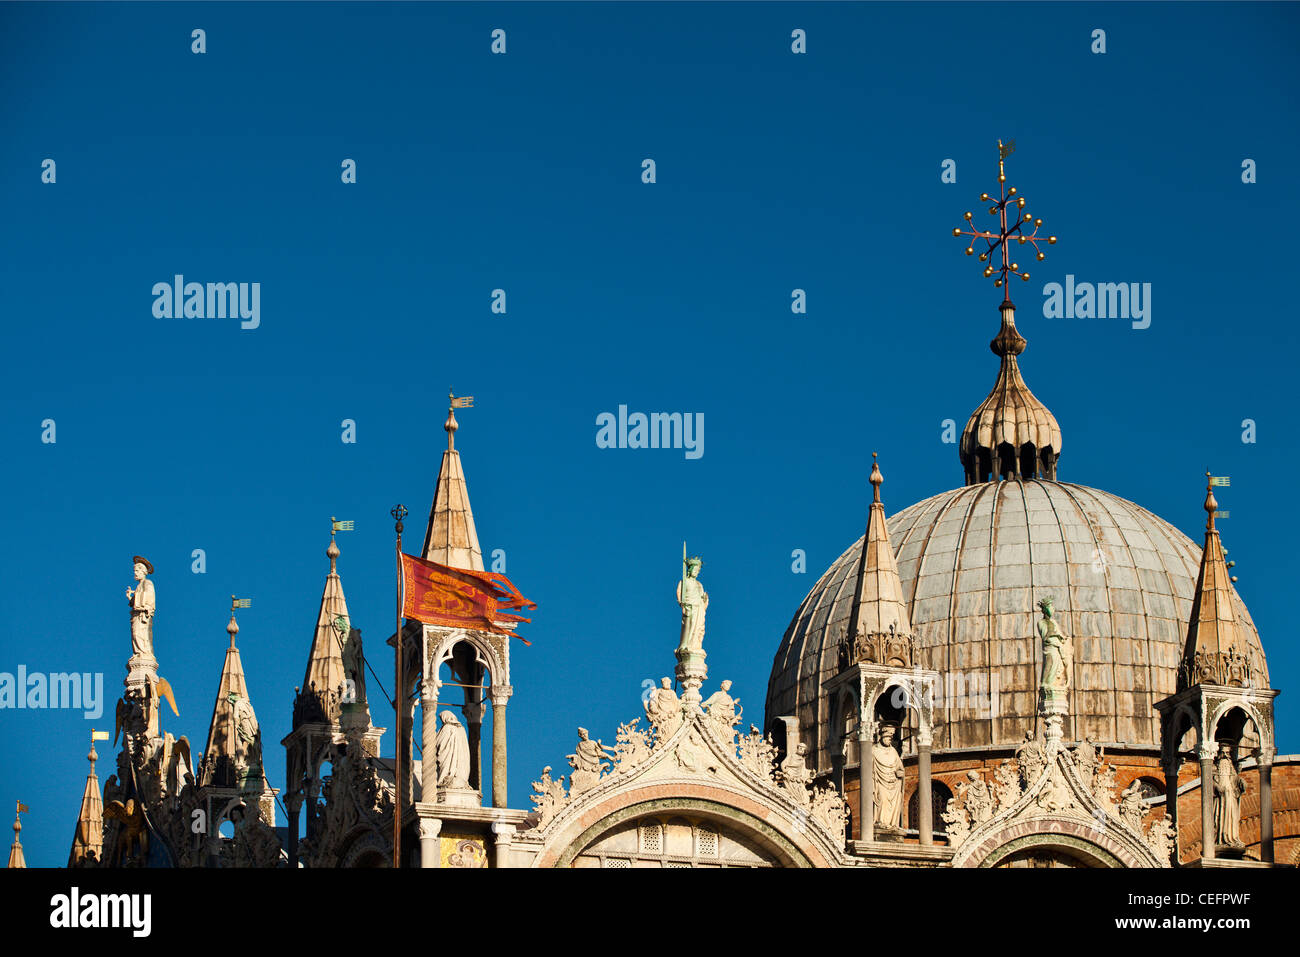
[126,556,156,659]
[676,545,708,656]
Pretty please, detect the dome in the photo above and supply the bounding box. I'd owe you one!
[766,480,1267,768]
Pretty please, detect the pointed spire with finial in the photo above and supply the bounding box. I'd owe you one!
[8,802,26,868]
[843,454,917,667]
[68,733,104,866]
[295,518,371,729]
[953,141,1062,484]
[421,389,484,570]
[1179,472,1256,690]
[200,597,267,790]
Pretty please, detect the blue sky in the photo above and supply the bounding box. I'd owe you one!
[1,2,1297,866]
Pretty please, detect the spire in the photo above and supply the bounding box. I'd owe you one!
[199,598,267,790]
[842,454,916,668]
[421,389,483,570]
[952,141,1061,484]
[68,735,104,866]
[294,520,371,729]
[1179,473,1254,690]
[8,802,25,868]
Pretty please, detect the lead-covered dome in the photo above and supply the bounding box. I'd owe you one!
[766,480,1267,767]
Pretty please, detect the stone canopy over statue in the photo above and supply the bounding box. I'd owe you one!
[1037,597,1072,709]
[126,556,156,659]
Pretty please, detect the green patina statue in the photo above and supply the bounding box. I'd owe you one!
[1037,597,1073,707]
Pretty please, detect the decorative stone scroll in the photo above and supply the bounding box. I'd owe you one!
[941,737,1175,866]
[524,676,848,848]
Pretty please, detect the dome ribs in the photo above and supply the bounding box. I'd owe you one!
[768,482,1268,772]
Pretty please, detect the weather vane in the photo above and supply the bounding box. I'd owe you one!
[952,139,1057,300]
[445,388,474,450]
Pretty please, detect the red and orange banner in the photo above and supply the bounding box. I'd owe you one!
[399,553,536,643]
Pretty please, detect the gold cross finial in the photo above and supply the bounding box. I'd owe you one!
[953,140,1057,301]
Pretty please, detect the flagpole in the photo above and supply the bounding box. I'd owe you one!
[391,503,408,868]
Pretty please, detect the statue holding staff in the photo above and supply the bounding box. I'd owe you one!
[677,544,708,655]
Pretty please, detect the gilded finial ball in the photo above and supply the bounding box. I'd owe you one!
[1017,235,1026,244]
[1048,236,1057,244]
[952,227,962,237]
[994,279,1003,287]
[1035,218,1043,227]
[989,207,998,215]
[979,253,988,262]
[1037,252,1045,261]
[980,192,990,202]
[998,173,1006,183]
[1010,262,1019,271]
[984,266,994,277]
[965,247,974,256]
[1008,186,1017,196]
[1017,197,1025,207]
[1021,272,1030,281]
[964,211,972,220]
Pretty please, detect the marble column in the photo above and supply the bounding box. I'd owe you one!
[491,686,512,809]
[465,698,483,792]
[419,817,441,869]
[491,821,514,869]
[1161,755,1181,863]
[285,793,303,867]
[858,726,873,843]
[1259,749,1275,864]
[917,731,934,846]
[1199,748,1215,862]
[421,687,439,804]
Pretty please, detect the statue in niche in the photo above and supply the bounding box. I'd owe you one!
[873,725,905,829]
[126,556,156,658]
[435,711,471,790]
[1212,743,1247,850]
[676,550,708,655]
[567,727,613,795]
[703,680,741,741]
[1037,597,1073,706]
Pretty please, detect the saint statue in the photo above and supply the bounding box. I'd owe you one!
[228,691,262,786]
[1211,743,1246,850]
[1037,597,1072,706]
[126,556,156,658]
[567,727,614,795]
[644,677,683,740]
[780,743,812,805]
[873,725,905,829]
[964,770,993,824]
[435,711,471,790]
[703,680,742,740]
[676,548,708,655]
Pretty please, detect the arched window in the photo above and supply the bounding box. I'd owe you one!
[909,781,954,832]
